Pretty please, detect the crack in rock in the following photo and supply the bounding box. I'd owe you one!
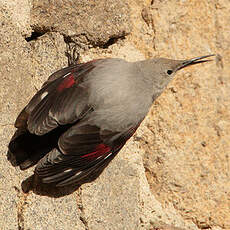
[13,186,29,230]
[76,188,89,230]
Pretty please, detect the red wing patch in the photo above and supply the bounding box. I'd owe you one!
[57,74,75,92]
[81,144,111,160]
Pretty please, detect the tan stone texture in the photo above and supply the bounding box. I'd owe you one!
[0,0,229,229]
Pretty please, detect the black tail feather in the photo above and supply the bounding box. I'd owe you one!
[8,125,72,170]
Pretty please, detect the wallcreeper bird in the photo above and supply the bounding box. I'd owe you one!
[8,54,214,187]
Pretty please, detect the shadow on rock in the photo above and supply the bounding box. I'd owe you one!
[20,167,105,198]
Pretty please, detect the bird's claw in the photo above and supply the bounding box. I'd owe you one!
[65,43,80,66]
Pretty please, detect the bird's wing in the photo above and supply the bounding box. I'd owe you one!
[35,121,140,186]
[12,58,141,186]
[15,61,98,135]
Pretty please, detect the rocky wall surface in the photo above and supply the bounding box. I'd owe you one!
[0,0,229,229]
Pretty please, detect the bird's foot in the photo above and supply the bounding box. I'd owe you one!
[65,43,80,66]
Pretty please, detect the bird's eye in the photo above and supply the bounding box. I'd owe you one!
[167,70,173,75]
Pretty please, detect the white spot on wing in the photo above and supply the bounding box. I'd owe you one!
[104,152,112,160]
[64,168,72,173]
[62,72,71,78]
[96,155,103,160]
[41,92,48,100]
[74,171,82,176]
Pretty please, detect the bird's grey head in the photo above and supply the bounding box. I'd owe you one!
[138,54,215,100]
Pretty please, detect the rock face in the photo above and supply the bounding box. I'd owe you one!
[0,0,229,230]
[31,0,131,48]
[140,1,230,229]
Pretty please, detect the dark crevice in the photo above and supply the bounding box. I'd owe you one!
[63,35,75,44]
[25,25,52,42]
[100,35,126,49]
[13,186,28,230]
[64,33,126,50]
[25,31,46,42]
[76,188,89,230]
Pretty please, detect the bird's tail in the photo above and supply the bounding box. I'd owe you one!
[8,129,59,170]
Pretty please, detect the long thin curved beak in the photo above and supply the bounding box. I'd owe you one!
[177,54,215,71]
